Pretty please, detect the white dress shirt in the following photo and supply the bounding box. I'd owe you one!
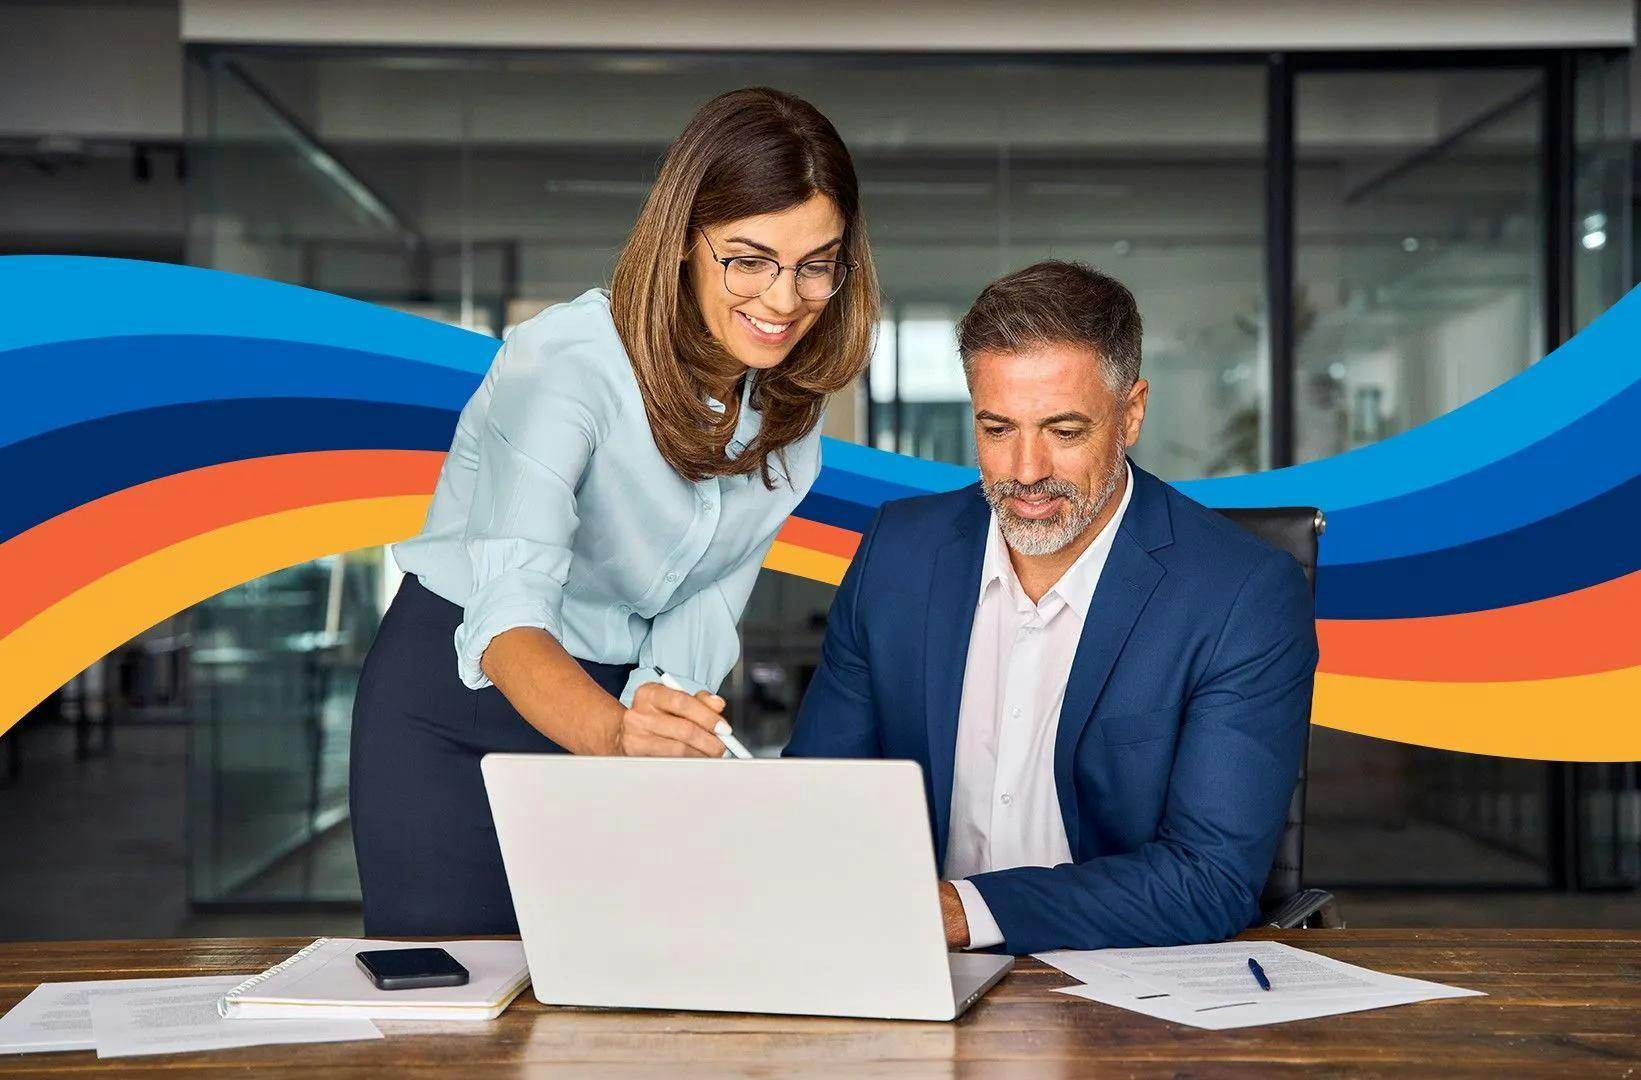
[945,464,1134,949]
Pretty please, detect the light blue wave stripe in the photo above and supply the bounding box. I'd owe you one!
[1175,282,1641,511]
[1300,377,1641,564]
[819,438,977,493]
[0,335,477,449]
[7,257,1635,521]
[0,256,497,373]
[824,284,1640,515]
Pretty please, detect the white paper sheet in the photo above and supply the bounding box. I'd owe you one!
[88,977,381,1059]
[0,976,234,1054]
[1053,976,1462,1030]
[1036,941,1484,1030]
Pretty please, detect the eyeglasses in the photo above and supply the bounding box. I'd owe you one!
[699,229,854,302]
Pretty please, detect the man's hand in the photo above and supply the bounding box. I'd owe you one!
[612,682,727,757]
[939,881,970,949]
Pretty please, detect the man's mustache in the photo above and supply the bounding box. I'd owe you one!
[986,477,1082,503]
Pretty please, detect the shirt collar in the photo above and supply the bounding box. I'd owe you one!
[708,373,763,461]
[1052,461,1134,618]
[979,461,1135,620]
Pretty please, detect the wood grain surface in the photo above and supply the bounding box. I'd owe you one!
[0,929,1636,1077]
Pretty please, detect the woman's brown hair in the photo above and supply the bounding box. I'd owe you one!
[610,87,879,487]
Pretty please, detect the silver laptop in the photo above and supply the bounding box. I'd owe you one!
[481,755,1012,1021]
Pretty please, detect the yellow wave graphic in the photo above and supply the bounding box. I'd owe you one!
[1313,668,1641,761]
[0,497,431,735]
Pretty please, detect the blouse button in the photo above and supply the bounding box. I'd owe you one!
[665,571,679,584]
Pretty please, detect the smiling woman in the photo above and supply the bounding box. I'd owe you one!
[349,86,880,936]
[611,87,879,488]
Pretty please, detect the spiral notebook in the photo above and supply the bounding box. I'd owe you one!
[217,938,531,1021]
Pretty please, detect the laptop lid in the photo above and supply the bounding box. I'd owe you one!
[481,755,961,1020]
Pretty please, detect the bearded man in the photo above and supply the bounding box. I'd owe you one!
[785,260,1319,955]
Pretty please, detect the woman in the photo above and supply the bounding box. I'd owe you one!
[350,87,879,935]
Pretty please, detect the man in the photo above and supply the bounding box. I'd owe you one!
[785,261,1318,955]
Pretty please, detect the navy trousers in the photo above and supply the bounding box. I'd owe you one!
[349,573,631,935]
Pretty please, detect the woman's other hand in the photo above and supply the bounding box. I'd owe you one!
[615,682,728,757]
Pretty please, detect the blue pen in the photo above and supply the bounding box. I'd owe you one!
[1248,957,1272,991]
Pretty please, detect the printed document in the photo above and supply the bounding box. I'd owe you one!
[88,977,380,1058]
[1036,941,1483,1030]
[0,976,378,1058]
[0,976,234,1054]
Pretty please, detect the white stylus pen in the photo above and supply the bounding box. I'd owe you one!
[658,672,753,759]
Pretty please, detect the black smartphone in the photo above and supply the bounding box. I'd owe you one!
[354,947,470,990]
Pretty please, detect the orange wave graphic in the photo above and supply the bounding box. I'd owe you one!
[1317,569,1641,682]
[0,450,446,639]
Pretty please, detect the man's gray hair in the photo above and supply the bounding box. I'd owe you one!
[956,260,1142,392]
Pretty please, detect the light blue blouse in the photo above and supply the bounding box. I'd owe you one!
[393,288,821,707]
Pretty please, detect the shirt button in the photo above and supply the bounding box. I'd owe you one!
[617,604,632,615]
[1000,793,1013,806]
[699,496,714,510]
[665,571,679,583]
[1010,706,1022,719]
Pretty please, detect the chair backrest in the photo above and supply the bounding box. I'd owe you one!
[1211,506,1323,909]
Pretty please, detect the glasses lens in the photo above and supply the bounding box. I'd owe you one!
[724,257,779,298]
[796,261,847,301]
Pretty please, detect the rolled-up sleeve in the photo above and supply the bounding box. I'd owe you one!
[452,323,611,690]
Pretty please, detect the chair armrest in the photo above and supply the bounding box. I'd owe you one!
[1262,888,1345,929]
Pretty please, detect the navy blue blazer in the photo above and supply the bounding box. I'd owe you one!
[784,461,1319,954]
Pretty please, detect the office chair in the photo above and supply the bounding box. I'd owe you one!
[1213,506,1342,930]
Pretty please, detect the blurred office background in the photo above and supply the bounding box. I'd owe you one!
[1,0,1638,938]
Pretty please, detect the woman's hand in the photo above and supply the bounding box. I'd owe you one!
[614,682,728,757]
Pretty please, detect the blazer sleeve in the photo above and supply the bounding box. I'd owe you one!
[451,315,617,690]
[782,506,887,759]
[966,549,1319,954]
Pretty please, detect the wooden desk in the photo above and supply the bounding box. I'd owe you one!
[1,930,1636,1077]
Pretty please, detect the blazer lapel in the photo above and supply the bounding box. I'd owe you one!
[924,486,989,868]
[1053,463,1172,855]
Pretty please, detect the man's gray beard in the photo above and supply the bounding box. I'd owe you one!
[984,445,1125,557]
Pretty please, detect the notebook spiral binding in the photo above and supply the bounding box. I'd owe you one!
[215,937,332,1017]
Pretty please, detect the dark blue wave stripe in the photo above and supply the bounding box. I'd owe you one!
[1320,373,1641,566]
[793,491,878,534]
[0,335,481,451]
[0,398,459,545]
[1318,470,1641,619]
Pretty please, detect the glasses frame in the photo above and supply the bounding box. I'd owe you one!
[698,229,855,302]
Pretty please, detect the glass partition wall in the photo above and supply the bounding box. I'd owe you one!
[1291,63,1556,889]
[1286,53,1632,892]
[187,552,383,905]
[1293,66,1546,464]
[183,47,1631,906]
